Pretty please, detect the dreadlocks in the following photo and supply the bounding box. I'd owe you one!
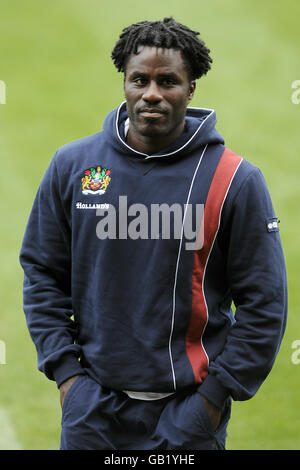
[111,17,213,81]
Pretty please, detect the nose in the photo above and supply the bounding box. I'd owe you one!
[142,80,163,103]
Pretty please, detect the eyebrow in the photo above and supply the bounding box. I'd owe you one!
[129,71,180,80]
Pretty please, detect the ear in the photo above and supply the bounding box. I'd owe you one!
[188,81,196,102]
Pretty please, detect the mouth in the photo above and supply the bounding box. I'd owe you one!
[139,109,166,119]
[140,112,164,119]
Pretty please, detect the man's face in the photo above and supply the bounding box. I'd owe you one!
[124,46,195,141]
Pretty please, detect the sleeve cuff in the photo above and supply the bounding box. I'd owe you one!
[51,354,86,388]
[197,374,231,409]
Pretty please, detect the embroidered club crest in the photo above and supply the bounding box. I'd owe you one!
[81,165,111,195]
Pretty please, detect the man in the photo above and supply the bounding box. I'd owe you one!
[20,17,287,450]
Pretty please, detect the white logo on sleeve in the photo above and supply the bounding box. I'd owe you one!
[266,217,280,232]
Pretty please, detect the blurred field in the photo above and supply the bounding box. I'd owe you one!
[0,0,299,450]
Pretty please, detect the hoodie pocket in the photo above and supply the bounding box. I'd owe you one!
[154,390,217,449]
[193,394,216,434]
[182,391,216,437]
[61,375,86,421]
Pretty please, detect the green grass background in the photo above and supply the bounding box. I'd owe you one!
[0,0,299,450]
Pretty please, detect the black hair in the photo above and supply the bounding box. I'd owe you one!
[111,17,213,81]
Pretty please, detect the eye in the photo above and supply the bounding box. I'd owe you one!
[161,77,177,87]
[133,77,147,86]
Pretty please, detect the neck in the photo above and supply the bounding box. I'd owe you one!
[126,121,185,155]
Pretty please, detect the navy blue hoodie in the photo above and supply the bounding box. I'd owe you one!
[20,102,287,409]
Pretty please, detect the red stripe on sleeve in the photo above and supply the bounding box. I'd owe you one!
[186,148,243,383]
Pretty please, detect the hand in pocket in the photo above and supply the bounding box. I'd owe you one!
[154,391,218,449]
[200,395,221,431]
[59,375,81,408]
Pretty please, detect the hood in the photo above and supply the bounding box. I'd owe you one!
[103,101,224,159]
